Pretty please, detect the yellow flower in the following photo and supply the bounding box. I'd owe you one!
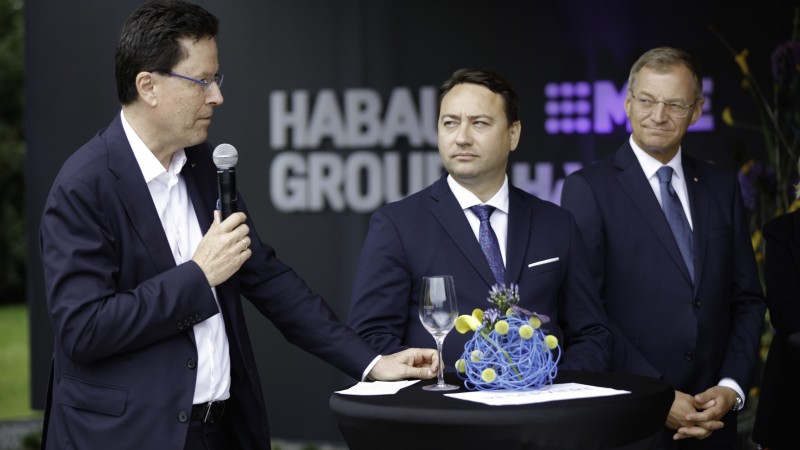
[751,229,763,252]
[741,78,751,91]
[472,308,484,322]
[470,350,484,362]
[519,324,534,340]
[455,314,481,334]
[455,359,466,373]
[529,316,542,329]
[790,198,800,213]
[481,368,497,382]
[495,320,509,335]
[545,335,559,350]
[735,48,750,76]
[721,107,735,126]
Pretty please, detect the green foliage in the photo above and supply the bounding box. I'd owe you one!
[22,430,43,450]
[0,304,39,419]
[0,0,25,303]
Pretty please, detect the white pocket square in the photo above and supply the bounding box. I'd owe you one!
[528,257,559,268]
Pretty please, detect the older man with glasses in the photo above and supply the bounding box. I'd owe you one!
[561,46,765,449]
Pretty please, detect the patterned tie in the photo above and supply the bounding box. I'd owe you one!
[656,166,695,284]
[471,205,505,286]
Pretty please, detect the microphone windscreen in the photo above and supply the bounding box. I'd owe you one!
[213,143,238,169]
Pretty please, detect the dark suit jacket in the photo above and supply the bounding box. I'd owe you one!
[347,175,612,372]
[39,114,379,450]
[561,143,765,448]
[752,210,800,449]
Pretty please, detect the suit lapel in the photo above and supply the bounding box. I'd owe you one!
[505,187,532,285]
[614,144,693,285]
[105,115,176,275]
[182,146,248,348]
[429,177,497,287]
[183,147,215,234]
[682,156,707,292]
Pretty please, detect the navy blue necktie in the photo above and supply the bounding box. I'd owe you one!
[656,166,695,284]
[471,205,505,286]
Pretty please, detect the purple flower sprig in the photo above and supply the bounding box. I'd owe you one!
[486,283,550,327]
[486,283,520,312]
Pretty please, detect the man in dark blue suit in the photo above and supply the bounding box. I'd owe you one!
[347,68,612,373]
[38,2,437,449]
[561,47,765,448]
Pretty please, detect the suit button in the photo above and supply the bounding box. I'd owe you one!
[178,411,188,423]
[187,358,197,369]
[693,299,701,308]
[684,352,694,361]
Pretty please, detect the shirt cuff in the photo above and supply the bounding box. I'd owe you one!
[361,355,382,381]
[718,377,745,410]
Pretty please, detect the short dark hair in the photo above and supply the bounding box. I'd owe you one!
[115,0,219,104]
[627,47,703,102]
[438,68,520,125]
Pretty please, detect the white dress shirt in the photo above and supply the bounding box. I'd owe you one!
[630,137,693,229]
[121,110,231,404]
[447,175,509,266]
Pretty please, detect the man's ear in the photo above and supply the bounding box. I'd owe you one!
[509,120,521,152]
[688,98,705,126]
[135,72,158,106]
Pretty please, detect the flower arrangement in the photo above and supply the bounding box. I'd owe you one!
[710,9,800,269]
[710,8,800,364]
[453,283,561,391]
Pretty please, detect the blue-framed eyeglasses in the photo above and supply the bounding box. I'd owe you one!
[155,71,224,91]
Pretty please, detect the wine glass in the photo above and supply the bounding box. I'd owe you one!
[419,275,459,391]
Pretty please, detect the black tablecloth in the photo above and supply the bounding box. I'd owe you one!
[330,371,673,450]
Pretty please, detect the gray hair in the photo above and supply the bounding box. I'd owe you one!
[628,47,703,102]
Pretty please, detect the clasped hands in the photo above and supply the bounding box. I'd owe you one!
[668,386,739,441]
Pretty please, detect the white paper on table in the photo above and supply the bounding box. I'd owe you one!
[335,380,421,396]
[444,383,630,406]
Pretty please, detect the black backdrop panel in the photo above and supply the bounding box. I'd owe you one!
[26,0,795,442]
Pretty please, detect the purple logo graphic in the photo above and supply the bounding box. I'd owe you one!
[544,81,593,134]
[544,78,715,134]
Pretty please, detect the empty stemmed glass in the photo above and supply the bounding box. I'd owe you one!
[419,275,459,391]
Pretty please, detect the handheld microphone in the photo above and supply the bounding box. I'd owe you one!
[212,143,238,220]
